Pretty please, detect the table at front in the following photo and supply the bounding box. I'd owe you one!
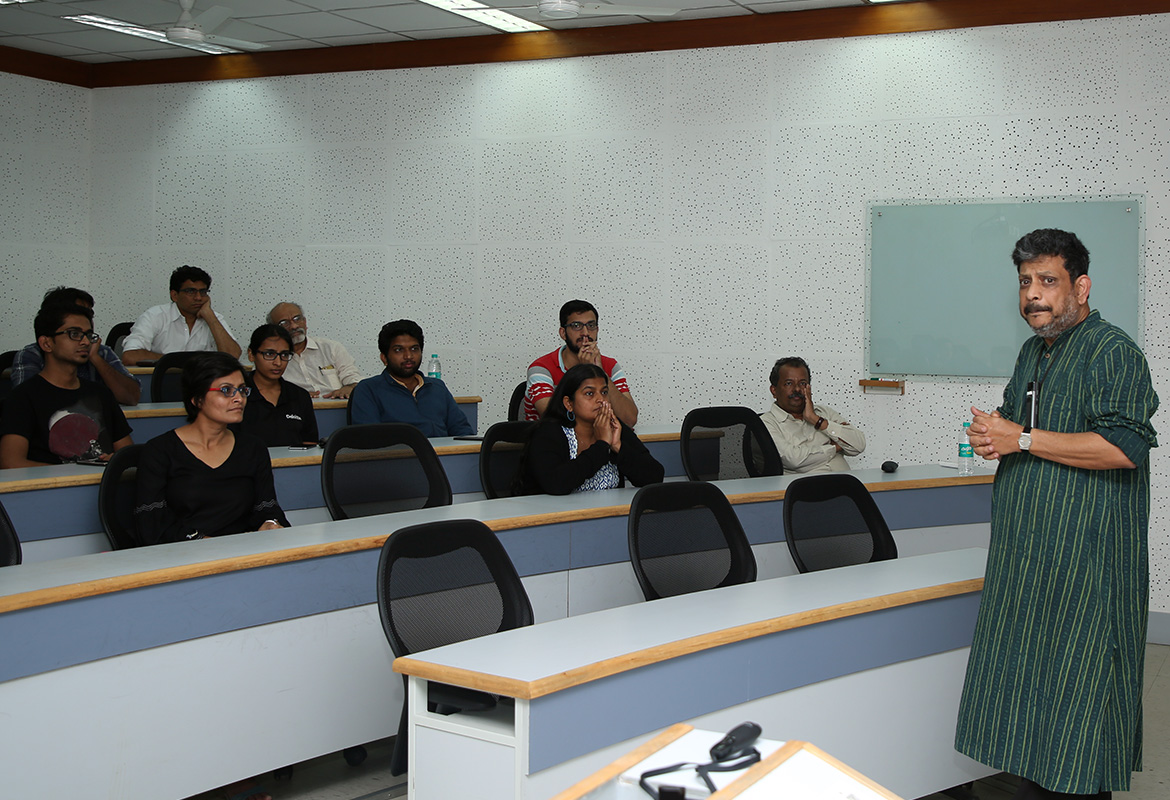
[394,548,993,800]
[0,468,993,800]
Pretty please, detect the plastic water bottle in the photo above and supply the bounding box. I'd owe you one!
[957,421,975,475]
[426,354,441,380]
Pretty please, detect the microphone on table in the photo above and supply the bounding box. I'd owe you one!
[881,460,898,473]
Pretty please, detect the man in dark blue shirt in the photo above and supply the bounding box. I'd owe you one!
[349,320,472,437]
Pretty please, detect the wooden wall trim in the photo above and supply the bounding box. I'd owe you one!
[0,43,90,87]
[5,0,1166,89]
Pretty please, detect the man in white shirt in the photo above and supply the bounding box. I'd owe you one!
[121,266,241,365]
[268,302,363,399]
[760,357,866,473]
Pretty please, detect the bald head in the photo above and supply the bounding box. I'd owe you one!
[269,302,307,346]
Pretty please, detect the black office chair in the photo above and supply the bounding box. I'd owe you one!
[106,321,133,355]
[320,423,452,520]
[98,444,144,550]
[0,497,22,567]
[782,473,897,573]
[627,481,756,601]
[679,406,783,482]
[150,351,202,403]
[506,380,527,422]
[0,349,16,404]
[377,518,534,776]
[479,420,534,499]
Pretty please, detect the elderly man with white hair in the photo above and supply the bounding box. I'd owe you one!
[267,302,363,399]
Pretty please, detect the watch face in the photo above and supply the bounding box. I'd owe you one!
[1018,433,1031,450]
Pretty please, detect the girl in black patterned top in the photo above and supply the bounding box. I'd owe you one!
[134,352,289,545]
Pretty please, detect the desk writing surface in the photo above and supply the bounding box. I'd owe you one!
[394,547,987,694]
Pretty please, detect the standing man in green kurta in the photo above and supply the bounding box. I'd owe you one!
[955,229,1158,800]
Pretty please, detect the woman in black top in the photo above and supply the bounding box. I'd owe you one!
[521,364,664,495]
[237,324,319,447]
[134,352,290,545]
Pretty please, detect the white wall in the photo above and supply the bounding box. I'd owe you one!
[3,14,1170,607]
[0,71,90,347]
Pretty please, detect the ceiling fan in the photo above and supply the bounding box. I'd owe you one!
[465,0,683,20]
[65,0,269,55]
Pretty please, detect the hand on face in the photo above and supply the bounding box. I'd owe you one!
[800,385,819,424]
[87,334,103,364]
[577,341,602,367]
[591,401,621,449]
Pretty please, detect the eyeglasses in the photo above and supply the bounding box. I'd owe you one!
[52,328,99,342]
[177,288,210,298]
[207,385,251,398]
[565,321,598,332]
[276,315,305,328]
[256,350,294,362]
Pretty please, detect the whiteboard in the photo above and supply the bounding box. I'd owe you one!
[867,198,1141,378]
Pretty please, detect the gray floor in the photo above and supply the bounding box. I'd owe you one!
[189,644,1170,800]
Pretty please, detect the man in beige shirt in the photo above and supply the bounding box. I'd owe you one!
[760,357,866,473]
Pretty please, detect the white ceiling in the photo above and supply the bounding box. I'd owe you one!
[0,0,868,63]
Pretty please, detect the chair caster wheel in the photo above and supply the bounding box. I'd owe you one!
[343,745,367,766]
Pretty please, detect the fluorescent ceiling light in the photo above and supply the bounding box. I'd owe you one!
[415,0,549,33]
[63,14,242,54]
[0,0,39,5]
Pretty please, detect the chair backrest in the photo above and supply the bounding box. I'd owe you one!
[782,473,897,573]
[346,391,355,425]
[106,322,133,356]
[320,423,453,520]
[680,406,783,482]
[627,480,757,601]
[150,351,203,403]
[507,380,527,422]
[479,420,535,499]
[0,349,16,404]
[376,518,533,659]
[98,444,144,550]
[0,497,22,567]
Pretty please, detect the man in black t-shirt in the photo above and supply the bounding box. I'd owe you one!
[0,304,133,468]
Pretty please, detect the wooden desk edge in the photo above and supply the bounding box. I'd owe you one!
[714,741,903,799]
[549,723,695,800]
[392,577,985,700]
[122,396,485,418]
[0,474,992,609]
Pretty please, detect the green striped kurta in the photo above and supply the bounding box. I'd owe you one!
[955,310,1158,793]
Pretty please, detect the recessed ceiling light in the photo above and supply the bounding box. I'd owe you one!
[0,0,39,5]
[416,0,549,33]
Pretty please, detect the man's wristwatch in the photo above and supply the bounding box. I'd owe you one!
[1018,426,1032,452]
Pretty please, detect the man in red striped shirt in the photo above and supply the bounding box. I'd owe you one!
[523,300,638,427]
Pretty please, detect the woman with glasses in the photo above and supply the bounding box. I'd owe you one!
[133,351,289,545]
[236,324,319,447]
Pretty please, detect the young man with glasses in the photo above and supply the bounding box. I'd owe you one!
[267,301,363,399]
[524,300,638,426]
[121,265,241,366]
[0,304,133,468]
[9,286,141,405]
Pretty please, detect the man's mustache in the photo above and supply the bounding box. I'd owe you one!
[1024,302,1052,314]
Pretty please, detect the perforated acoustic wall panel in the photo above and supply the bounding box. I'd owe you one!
[4,15,1170,606]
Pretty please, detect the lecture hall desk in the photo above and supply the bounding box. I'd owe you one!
[0,422,692,562]
[0,466,992,800]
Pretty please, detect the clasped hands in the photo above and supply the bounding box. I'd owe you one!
[968,405,1024,460]
[801,387,843,453]
[591,401,622,453]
